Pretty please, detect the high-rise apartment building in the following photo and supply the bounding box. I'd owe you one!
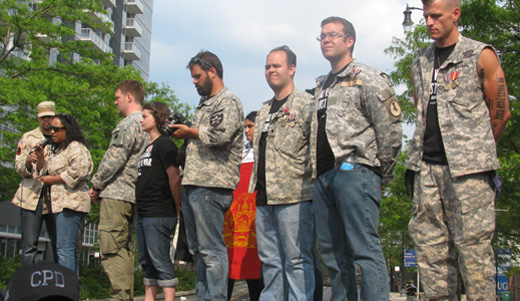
[80,0,153,81]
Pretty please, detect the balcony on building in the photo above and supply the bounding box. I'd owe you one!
[125,18,143,37]
[85,10,115,33]
[102,0,116,8]
[126,0,144,14]
[123,42,141,60]
[80,28,112,53]
[35,33,51,43]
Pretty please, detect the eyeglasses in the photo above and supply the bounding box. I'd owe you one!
[190,57,213,70]
[50,126,65,132]
[316,32,348,42]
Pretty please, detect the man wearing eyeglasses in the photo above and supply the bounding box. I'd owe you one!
[13,101,58,267]
[310,16,402,300]
[170,51,244,301]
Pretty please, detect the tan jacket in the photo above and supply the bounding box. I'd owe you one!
[12,127,51,213]
[40,141,93,213]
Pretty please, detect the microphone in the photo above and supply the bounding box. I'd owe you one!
[29,137,52,153]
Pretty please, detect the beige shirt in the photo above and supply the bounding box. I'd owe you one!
[12,127,50,213]
[40,141,93,213]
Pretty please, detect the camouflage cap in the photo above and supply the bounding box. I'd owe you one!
[37,101,55,118]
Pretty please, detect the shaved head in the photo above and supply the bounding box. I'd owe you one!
[422,0,460,8]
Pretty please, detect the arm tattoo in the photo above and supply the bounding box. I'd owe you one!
[495,77,507,121]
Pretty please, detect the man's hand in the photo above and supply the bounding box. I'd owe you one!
[26,152,38,171]
[170,124,199,140]
[89,187,101,203]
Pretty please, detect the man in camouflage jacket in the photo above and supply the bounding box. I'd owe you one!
[406,0,510,299]
[311,17,402,300]
[13,101,58,266]
[171,51,243,301]
[89,80,149,301]
[248,46,316,300]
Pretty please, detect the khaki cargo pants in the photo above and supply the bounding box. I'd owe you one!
[99,198,136,300]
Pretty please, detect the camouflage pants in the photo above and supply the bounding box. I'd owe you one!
[408,162,495,301]
[99,198,136,301]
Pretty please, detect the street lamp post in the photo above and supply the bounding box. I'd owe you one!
[402,4,423,32]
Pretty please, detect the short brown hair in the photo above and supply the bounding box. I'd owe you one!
[321,16,356,54]
[116,79,145,104]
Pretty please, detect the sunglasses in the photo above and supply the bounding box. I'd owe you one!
[50,126,66,132]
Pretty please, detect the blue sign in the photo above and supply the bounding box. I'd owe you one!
[498,249,512,269]
[496,274,509,293]
[404,249,416,267]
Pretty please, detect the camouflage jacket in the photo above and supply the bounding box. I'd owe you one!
[40,141,93,213]
[310,59,403,184]
[12,127,51,213]
[91,111,149,203]
[182,88,244,190]
[248,88,314,204]
[406,35,500,176]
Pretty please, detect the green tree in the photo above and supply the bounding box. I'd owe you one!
[380,149,415,286]
[384,21,431,124]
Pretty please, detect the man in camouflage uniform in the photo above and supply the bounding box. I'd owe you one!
[13,101,58,266]
[171,51,243,301]
[406,0,510,299]
[311,17,402,300]
[248,46,316,300]
[89,80,149,300]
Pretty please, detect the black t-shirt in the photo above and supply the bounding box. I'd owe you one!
[422,43,456,164]
[136,135,179,217]
[256,96,288,206]
[316,64,350,176]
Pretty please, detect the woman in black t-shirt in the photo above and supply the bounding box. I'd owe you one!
[135,102,182,301]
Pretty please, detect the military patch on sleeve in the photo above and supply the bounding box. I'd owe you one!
[17,147,21,155]
[389,99,402,118]
[462,50,475,58]
[378,87,402,122]
[210,113,224,127]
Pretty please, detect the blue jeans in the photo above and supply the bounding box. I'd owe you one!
[182,185,233,301]
[135,215,178,287]
[21,196,58,266]
[54,209,85,275]
[313,165,389,300]
[256,202,316,301]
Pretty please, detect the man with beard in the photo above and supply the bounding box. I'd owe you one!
[13,101,58,266]
[170,51,244,300]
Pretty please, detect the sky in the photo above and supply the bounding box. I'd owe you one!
[148,0,426,134]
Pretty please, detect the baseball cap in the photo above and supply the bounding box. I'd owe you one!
[5,261,79,301]
[36,101,56,118]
